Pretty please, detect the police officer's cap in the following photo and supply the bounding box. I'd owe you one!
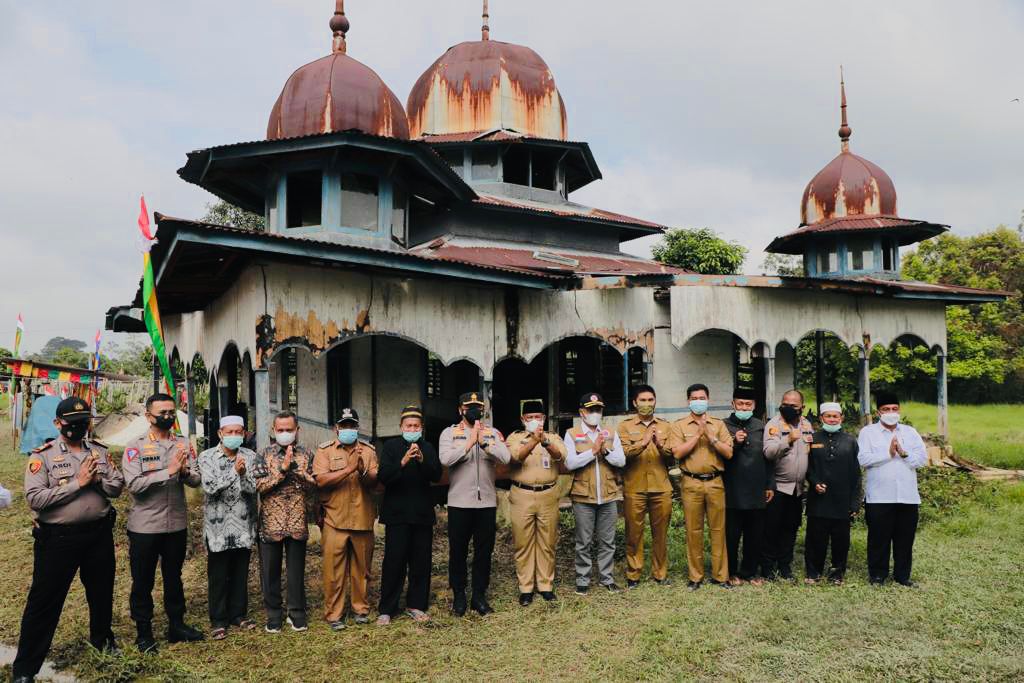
[56,397,91,423]
[521,399,545,416]
[579,392,605,409]
[459,392,485,407]
[335,407,359,426]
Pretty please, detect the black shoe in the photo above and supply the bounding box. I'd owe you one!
[452,591,467,617]
[687,581,701,591]
[626,579,640,589]
[136,622,158,654]
[519,592,534,606]
[100,638,122,656]
[653,577,673,587]
[604,583,622,594]
[869,577,886,586]
[711,580,732,590]
[12,676,35,683]
[471,597,494,615]
[539,591,557,602]
[778,569,795,581]
[896,579,917,588]
[574,584,589,595]
[167,621,205,643]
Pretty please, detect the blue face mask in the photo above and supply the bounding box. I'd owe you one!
[822,422,842,433]
[734,410,753,422]
[689,399,709,415]
[338,429,359,445]
[403,431,422,443]
[221,435,244,451]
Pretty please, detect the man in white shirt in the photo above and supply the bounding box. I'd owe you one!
[857,391,928,586]
[564,393,626,594]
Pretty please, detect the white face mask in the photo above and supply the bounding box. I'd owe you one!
[879,412,900,427]
[525,419,543,433]
[275,431,296,447]
[583,412,601,427]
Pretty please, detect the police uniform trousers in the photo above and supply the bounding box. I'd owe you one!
[207,547,251,629]
[509,485,560,593]
[378,523,433,617]
[804,516,851,579]
[725,508,766,580]
[447,506,497,599]
[13,513,116,679]
[681,476,728,583]
[865,503,919,583]
[624,491,673,582]
[762,491,804,578]
[128,529,188,626]
[322,526,374,621]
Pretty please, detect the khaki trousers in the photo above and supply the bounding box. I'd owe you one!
[681,476,727,583]
[624,491,673,581]
[322,526,374,621]
[509,485,560,593]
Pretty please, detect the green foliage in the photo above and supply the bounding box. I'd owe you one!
[760,252,805,276]
[35,336,86,361]
[651,227,747,275]
[105,340,153,377]
[0,346,11,359]
[51,346,90,368]
[202,200,265,231]
[795,333,860,403]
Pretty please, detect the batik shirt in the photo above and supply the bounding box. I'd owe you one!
[252,443,317,542]
[198,444,258,553]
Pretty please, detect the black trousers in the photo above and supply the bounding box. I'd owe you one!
[447,506,497,598]
[13,515,115,679]
[207,547,251,628]
[725,507,766,579]
[378,523,433,616]
[762,491,804,577]
[128,529,188,626]
[259,538,307,626]
[865,503,919,583]
[804,516,851,579]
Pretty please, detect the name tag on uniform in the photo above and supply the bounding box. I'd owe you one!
[541,454,551,469]
[454,435,467,441]
[811,444,825,449]
[142,455,162,472]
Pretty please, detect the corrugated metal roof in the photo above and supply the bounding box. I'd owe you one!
[766,215,948,254]
[473,193,665,231]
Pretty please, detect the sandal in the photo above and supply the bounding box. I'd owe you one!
[375,614,391,626]
[406,609,431,623]
[234,618,257,631]
[212,627,227,640]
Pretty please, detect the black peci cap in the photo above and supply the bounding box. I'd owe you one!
[874,391,900,409]
[733,387,757,401]
[520,399,545,415]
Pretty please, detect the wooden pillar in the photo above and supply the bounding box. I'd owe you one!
[254,368,270,448]
[622,348,630,412]
[814,331,825,409]
[186,371,197,439]
[859,347,871,425]
[937,352,949,440]
[764,353,776,420]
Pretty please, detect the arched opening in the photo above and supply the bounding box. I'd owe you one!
[868,334,938,404]
[793,331,861,418]
[491,355,550,439]
[679,329,757,415]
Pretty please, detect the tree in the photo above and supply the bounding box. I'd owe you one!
[0,347,10,359]
[651,227,747,275]
[52,346,90,368]
[202,200,265,231]
[37,337,86,360]
[105,340,154,378]
[760,253,805,277]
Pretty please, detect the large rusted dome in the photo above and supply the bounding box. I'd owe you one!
[800,150,897,225]
[267,52,409,140]
[407,39,568,141]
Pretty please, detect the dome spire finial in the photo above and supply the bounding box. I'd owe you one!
[330,0,349,54]
[482,1,490,40]
[838,65,852,152]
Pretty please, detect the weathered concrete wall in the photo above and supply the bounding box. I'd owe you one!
[676,330,735,417]
[774,342,796,403]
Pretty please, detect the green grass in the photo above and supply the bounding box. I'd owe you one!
[901,402,1024,470]
[0,431,1022,681]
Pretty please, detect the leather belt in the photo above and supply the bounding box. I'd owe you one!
[682,470,721,482]
[512,481,556,492]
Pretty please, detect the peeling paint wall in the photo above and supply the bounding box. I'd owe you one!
[677,330,736,416]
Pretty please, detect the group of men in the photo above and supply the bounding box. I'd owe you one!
[11,383,929,682]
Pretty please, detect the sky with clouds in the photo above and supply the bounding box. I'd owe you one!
[2,0,1022,354]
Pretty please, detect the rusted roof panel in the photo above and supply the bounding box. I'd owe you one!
[801,150,897,225]
[407,40,568,141]
[766,215,948,254]
[474,193,664,232]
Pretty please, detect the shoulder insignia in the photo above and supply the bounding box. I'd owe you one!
[28,458,43,474]
[359,440,376,451]
[318,440,336,449]
[89,438,107,448]
[768,427,779,436]
[32,443,51,454]
[125,447,140,462]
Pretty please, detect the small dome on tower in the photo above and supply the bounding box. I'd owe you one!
[266,2,409,140]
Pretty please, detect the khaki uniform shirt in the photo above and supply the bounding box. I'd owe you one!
[25,437,123,524]
[763,415,814,496]
[123,431,200,533]
[618,415,673,494]
[313,440,379,532]
[505,431,566,487]
[253,443,317,542]
[668,414,733,474]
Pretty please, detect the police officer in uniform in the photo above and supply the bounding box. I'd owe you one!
[122,393,204,652]
[13,397,124,683]
[505,399,566,605]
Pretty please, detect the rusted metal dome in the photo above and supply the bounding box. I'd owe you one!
[266,2,409,140]
[407,39,568,141]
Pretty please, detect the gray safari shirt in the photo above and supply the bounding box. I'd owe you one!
[763,414,814,496]
[439,422,511,508]
[25,437,124,524]
[122,431,201,533]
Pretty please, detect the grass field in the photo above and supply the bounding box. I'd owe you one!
[900,401,1024,470]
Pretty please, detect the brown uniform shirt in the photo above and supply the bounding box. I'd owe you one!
[505,431,567,487]
[253,443,317,542]
[669,414,733,474]
[25,437,124,524]
[123,431,200,533]
[313,440,379,532]
[618,415,673,494]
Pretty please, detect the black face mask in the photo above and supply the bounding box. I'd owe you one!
[464,406,482,424]
[152,415,176,430]
[61,422,88,442]
[779,405,802,424]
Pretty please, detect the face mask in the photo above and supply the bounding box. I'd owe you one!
[822,422,842,434]
[61,422,88,442]
[275,431,296,447]
[733,410,753,422]
[637,404,655,418]
[879,412,900,427]
[152,414,176,430]
[584,412,601,427]
[338,429,359,445]
[779,405,801,423]
[689,399,708,415]
[403,431,422,443]
[524,419,543,433]
[221,435,244,450]
[464,406,482,424]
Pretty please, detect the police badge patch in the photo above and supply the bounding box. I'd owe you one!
[126,447,140,462]
[28,458,43,474]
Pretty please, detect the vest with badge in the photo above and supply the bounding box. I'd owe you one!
[569,428,622,504]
